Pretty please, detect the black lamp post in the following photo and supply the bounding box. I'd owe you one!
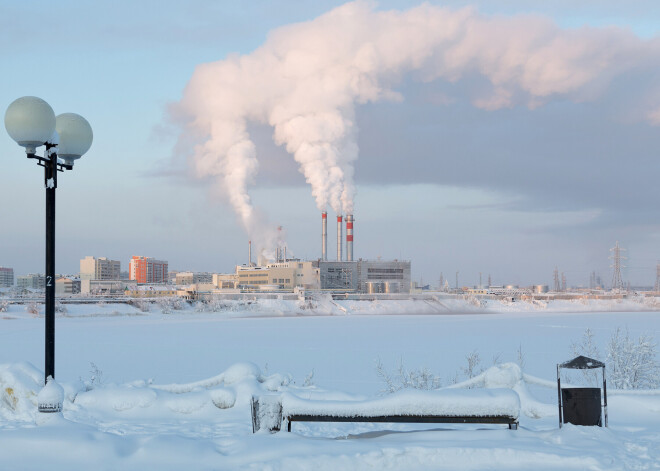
[4,96,92,412]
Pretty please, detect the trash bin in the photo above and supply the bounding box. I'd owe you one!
[561,388,602,426]
[557,356,608,428]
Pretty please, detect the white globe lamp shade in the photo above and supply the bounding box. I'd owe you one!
[4,96,56,153]
[55,113,93,165]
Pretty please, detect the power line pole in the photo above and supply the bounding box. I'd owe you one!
[609,241,626,291]
[553,267,560,292]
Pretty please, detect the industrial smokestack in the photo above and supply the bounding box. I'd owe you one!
[321,211,327,261]
[248,240,252,266]
[337,215,343,261]
[346,214,354,261]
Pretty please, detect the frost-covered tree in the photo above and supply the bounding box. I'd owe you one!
[461,350,483,383]
[571,328,602,386]
[375,358,442,394]
[607,327,660,390]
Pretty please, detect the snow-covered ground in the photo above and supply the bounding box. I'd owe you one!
[0,300,659,469]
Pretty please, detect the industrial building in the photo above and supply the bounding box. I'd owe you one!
[319,260,411,293]
[236,211,411,293]
[236,260,320,290]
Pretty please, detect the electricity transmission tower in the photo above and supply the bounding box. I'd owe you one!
[553,267,560,292]
[655,263,660,292]
[609,241,626,291]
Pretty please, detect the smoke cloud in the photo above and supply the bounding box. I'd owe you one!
[172,1,660,250]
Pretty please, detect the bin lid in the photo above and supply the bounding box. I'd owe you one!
[559,355,605,370]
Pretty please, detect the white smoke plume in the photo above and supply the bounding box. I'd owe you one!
[172,1,660,250]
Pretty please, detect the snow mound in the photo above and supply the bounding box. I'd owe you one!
[75,386,158,411]
[0,362,42,419]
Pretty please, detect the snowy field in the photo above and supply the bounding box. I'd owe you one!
[0,300,659,469]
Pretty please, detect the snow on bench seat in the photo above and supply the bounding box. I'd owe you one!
[282,388,520,419]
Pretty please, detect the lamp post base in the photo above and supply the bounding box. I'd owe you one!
[37,376,63,413]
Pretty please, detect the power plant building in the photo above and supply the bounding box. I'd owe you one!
[236,261,320,290]
[319,260,411,293]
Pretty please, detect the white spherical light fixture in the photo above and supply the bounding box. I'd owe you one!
[4,96,56,154]
[55,113,93,165]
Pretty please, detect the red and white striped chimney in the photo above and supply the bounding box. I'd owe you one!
[337,215,343,261]
[321,211,327,261]
[346,214,354,261]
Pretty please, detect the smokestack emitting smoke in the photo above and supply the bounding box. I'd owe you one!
[248,240,252,266]
[322,211,328,261]
[337,215,343,261]
[346,214,354,261]
[173,1,660,252]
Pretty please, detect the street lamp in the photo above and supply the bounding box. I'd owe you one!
[4,96,92,412]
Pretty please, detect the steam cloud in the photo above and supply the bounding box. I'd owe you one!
[172,1,660,251]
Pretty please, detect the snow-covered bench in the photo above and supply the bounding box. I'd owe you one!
[252,389,520,433]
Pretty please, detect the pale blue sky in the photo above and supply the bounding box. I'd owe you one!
[2,1,660,288]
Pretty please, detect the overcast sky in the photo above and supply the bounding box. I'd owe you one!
[2,1,660,288]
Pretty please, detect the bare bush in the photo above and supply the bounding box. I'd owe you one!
[375,358,442,394]
[25,302,40,316]
[461,350,483,382]
[0,300,9,312]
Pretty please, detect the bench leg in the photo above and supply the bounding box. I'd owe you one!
[509,422,518,430]
[287,419,291,432]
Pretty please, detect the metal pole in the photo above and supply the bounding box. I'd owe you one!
[557,364,562,428]
[44,144,57,383]
[602,366,608,427]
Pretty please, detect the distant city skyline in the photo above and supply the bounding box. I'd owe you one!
[2,1,660,288]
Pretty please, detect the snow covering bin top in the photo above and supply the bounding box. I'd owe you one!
[559,356,605,370]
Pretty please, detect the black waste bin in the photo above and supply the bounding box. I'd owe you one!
[561,387,602,426]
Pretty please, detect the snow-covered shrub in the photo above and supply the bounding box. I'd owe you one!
[571,328,602,386]
[607,327,659,390]
[375,358,442,394]
[461,350,483,382]
[55,301,67,314]
[302,370,315,387]
[25,302,40,316]
[571,327,660,389]
[81,362,104,391]
[130,299,151,313]
[206,297,228,312]
[194,301,206,312]
[157,297,184,314]
[0,300,9,312]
